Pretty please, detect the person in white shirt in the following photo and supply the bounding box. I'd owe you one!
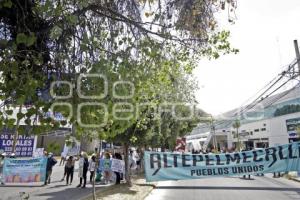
[60,151,67,166]
[89,155,96,183]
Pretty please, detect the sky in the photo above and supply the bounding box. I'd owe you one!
[194,0,300,116]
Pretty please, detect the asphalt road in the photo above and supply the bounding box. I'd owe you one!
[145,174,300,200]
[0,162,112,200]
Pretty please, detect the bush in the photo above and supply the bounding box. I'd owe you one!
[46,142,61,155]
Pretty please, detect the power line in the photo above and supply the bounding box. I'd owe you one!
[208,62,298,130]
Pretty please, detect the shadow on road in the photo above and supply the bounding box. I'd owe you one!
[35,187,94,200]
[155,186,300,192]
[35,184,137,200]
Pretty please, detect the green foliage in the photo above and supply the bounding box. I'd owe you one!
[0,0,237,152]
[232,119,241,151]
[232,119,241,129]
[46,142,61,155]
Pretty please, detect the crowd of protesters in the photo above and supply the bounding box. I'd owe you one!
[36,149,143,188]
[0,149,142,188]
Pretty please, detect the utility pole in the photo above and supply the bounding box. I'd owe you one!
[294,40,300,76]
[210,115,217,151]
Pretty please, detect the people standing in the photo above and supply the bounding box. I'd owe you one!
[103,152,111,184]
[0,152,6,185]
[135,150,141,171]
[89,155,96,184]
[60,151,66,166]
[129,150,137,170]
[65,156,75,185]
[114,153,122,184]
[61,164,67,181]
[61,156,69,181]
[44,152,57,185]
[77,152,89,188]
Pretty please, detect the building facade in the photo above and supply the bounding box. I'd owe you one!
[188,87,300,152]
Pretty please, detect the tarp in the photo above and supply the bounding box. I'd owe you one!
[144,142,300,182]
[3,157,47,183]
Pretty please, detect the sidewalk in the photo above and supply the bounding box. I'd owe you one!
[84,174,156,200]
[285,172,300,183]
[0,165,116,200]
[290,176,300,182]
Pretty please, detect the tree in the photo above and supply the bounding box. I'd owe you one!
[232,119,241,151]
[0,0,238,196]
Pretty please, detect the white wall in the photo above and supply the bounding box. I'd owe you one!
[268,112,300,146]
[228,112,300,147]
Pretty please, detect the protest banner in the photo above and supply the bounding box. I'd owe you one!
[67,146,80,156]
[0,134,36,157]
[33,148,44,158]
[144,142,300,182]
[111,159,125,173]
[99,159,111,171]
[3,157,47,183]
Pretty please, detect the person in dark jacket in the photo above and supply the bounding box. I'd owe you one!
[44,152,57,185]
[65,156,75,185]
[114,153,122,184]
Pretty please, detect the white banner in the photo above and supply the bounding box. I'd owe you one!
[33,148,44,158]
[111,159,125,173]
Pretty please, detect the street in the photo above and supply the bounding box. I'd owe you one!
[0,163,111,200]
[146,174,300,200]
[0,164,300,200]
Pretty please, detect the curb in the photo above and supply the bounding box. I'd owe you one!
[79,184,116,200]
[290,177,300,183]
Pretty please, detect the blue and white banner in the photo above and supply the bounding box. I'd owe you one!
[3,157,47,183]
[144,142,300,182]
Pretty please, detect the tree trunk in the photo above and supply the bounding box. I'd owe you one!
[12,105,23,154]
[93,149,100,200]
[237,128,240,152]
[80,134,88,152]
[123,143,132,186]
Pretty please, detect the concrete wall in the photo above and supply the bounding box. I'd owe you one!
[36,135,65,155]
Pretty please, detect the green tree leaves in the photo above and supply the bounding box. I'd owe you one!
[16,33,36,46]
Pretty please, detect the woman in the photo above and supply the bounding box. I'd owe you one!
[103,152,111,185]
[77,152,89,188]
[61,156,69,181]
[89,155,96,184]
[65,156,75,185]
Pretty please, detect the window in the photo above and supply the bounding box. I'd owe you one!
[261,128,266,131]
[263,123,266,127]
[254,129,259,132]
[250,131,253,135]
